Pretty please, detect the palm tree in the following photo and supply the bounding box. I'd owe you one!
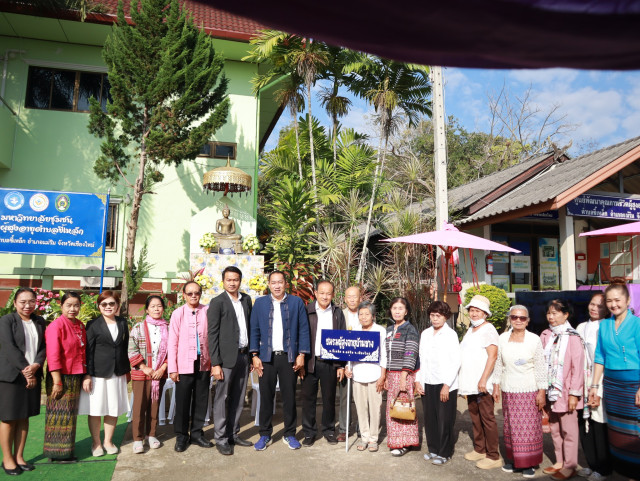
[347,56,432,283]
[273,75,305,179]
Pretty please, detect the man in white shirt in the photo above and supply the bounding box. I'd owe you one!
[207,266,254,455]
[301,280,346,446]
[337,285,362,441]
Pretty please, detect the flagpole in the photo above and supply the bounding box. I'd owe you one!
[99,189,110,294]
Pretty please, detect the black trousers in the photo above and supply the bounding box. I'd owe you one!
[174,358,211,443]
[578,411,613,475]
[259,352,298,437]
[422,383,457,458]
[302,359,338,438]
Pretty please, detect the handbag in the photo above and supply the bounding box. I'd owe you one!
[389,393,416,421]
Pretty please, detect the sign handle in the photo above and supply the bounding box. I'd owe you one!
[345,361,351,453]
[99,189,110,294]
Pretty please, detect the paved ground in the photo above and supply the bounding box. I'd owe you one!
[112,390,626,481]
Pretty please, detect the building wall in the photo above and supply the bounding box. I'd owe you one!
[0,34,259,282]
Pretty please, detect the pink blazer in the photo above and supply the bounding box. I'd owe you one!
[45,316,87,375]
[540,329,585,413]
[168,304,211,374]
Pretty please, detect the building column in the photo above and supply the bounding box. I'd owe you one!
[559,207,577,290]
[482,224,492,285]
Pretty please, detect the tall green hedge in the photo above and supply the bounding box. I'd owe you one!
[463,284,511,332]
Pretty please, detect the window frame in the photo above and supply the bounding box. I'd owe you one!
[105,203,119,252]
[198,141,237,160]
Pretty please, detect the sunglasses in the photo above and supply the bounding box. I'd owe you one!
[509,315,528,322]
[184,291,201,296]
[100,301,117,307]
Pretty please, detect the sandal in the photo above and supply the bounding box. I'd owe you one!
[391,447,408,457]
[148,437,161,449]
[133,441,144,454]
[368,443,379,452]
[357,442,367,451]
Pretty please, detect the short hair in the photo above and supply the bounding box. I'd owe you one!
[546,298,573,320]
[315,279,334,292]
[427,300,451,319]
[145,295,165,310]
[605,278,629,302]
[97,290,120,306]
[14,287,36,301]
[509,304,529,317]
[60,291,82,305]
[358,300,376,317]
[389,297,412,320]
[182,281,202,294]
[222,266,243,281]
[268,270,286,282]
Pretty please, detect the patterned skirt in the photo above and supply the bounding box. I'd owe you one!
[603,369,640,478]
[502,390,543,469]
[43,373,82,459]
[386,370,420,449]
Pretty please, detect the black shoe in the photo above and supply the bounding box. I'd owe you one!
[1,463,22,476]
[302,437,315,447]
[324,434,338,445]
[18,463,35,472]
[49,457,77,464]
[216,443,233,455]
[190,436,213,448]
[174,440,188,452]
[230,437,253,447]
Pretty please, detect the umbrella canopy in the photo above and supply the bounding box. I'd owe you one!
[579,221,640,237]
[381,223,521,253]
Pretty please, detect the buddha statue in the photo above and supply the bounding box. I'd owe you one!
[213,207,242,253]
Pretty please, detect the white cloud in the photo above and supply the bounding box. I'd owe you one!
[508,68,579,88]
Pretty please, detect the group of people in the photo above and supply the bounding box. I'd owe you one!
[0,272,638,481]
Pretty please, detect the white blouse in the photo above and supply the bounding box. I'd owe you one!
[350,323,387,384]
[415,324,460,390]
[458,322,499,395]
[22,319,39,365]
[492,329,547,393]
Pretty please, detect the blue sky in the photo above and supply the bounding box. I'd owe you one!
[263,67,640,155]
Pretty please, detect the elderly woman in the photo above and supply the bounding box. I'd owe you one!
[589,280,640,480]
[44,291,86,462]
[415,300,460,466]
[458,294,500,470]
[384,297,420,456]
[493,305,546,478]
[344,301,386,452]
[540,299,586,481]
[0,288,46,475]
[128,295,169,453]
[78,290,130,457]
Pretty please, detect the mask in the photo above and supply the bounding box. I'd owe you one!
[470,318,485,328]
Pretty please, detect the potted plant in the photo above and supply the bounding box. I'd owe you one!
[242,235,260,254]
[248,274,268,294]
[199,233,218,254]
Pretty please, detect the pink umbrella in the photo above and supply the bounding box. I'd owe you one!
[579,221,640,237]
[381,223,521,299]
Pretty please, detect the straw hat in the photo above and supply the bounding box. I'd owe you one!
[465,294,491,316]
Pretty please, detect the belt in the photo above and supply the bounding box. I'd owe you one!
[239,347,248,354]
[272,350,286,356]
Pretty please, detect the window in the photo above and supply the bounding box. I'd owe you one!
[105,203,118,251]
[199,141,237,159]
[25,66,111,112]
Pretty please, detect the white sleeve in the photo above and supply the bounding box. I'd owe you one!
[444,330,461,388]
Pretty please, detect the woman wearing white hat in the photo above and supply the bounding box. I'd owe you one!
[459,294,501,470]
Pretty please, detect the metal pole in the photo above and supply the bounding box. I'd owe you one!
[99,189,111,293]
[345,361,351,453]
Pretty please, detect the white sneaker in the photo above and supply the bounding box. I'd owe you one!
[578,468,593,478]
[587,472,606,481]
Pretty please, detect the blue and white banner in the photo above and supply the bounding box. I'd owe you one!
[320,329,381,363]
[566,194,640,220]
[0,188,107,257]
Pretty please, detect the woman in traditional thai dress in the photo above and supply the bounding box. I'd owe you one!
[493,305,547,478]
[576,292,613,481]
[415,300,460,466]
[0,288,46,475]
[384,297,420,457]
[128,295,169,453]
[43,291,86,462]
[344,301,386,452]
[540,299,586,481]
[78,290,130,456]
[589,280,640,480]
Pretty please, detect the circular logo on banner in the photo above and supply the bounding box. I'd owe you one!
[4,191,24,210]
[55,194,70,212]
[29,193,49,212]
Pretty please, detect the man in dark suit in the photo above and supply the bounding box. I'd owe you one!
[207,266,254,455]
[301,280,346,446]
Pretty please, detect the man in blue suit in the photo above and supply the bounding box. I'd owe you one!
[249,271,310,451]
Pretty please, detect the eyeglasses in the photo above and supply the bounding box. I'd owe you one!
[184,291,201,296]
[510,315,528,322]
[17,300,37,306]
[100,301,117,307]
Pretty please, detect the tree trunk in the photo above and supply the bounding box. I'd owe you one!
[306,81,324,277]
[293,114,303,180]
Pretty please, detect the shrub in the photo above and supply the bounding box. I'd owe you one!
[463,284,511,332]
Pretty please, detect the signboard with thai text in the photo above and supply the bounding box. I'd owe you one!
[0,188,107,257]
[566,194,640,220]
[320,329,381,363]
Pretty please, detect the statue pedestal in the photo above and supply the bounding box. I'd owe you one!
[214,235,242,253]
[190,253,265,304]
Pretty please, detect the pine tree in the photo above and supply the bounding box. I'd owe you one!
[88,0,229,314]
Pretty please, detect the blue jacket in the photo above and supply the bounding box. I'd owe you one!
[249,294,311,363]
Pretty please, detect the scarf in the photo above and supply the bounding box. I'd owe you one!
[143,315,168,402]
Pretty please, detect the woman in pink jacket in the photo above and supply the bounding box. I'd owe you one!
[540,299,587,481]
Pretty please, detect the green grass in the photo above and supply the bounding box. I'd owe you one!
[17,407,128,480]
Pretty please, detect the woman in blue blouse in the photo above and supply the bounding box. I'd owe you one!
[588,279,640,479]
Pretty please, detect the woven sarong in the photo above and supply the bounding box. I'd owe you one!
[43,373,82,459]
[386,370,419,449]
[502,390,543,469]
